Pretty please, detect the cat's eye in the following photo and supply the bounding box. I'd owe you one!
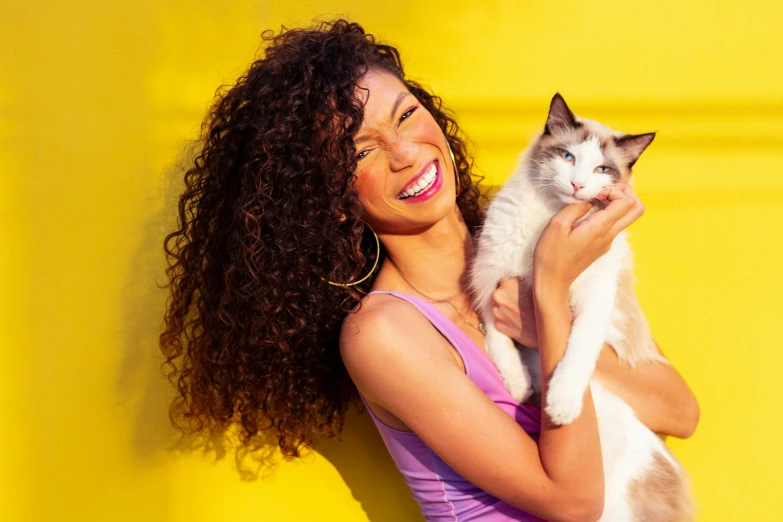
[560,149,575,163]
[596,166,611,173]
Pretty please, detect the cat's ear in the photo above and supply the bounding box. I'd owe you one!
[544,93,578,134]
[615,132,656,167]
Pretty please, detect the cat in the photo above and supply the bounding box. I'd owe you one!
[469,93,694,521]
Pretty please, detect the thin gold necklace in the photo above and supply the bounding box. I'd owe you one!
[387,257,487,335]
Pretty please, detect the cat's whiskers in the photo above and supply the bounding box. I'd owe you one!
[528,160,570,200]
[530,172,562,197]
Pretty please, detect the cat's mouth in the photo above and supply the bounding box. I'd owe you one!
[560,192,592,204]
[559,190,608,207]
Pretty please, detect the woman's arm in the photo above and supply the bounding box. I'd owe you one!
[594,342,699,438]
[490,269,700,439]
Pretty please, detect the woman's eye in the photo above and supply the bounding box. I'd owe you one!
[560,149,575,162]
[356,150,370,161]
[596,166,610,173]
[400,105,418,122]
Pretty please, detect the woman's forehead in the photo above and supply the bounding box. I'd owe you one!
[356,70,411,120]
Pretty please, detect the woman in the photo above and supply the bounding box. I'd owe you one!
[160,19,699,522]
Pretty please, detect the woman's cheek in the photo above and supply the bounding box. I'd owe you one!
[405,114,430,142]
[409,116,438,141]
[354,164,388,207]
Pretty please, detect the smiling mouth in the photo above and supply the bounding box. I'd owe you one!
[397,161,438,200]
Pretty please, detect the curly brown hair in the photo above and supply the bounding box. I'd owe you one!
[159,19,488,459]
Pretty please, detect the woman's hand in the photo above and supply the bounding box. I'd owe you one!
[490,277,538,348]
[490,183,645,349]
[532,182,645,297]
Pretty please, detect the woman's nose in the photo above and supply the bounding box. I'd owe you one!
[385,138,418,171]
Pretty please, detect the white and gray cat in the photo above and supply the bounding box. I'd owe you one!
[469,94,693,521]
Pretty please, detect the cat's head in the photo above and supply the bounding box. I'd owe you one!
[529,93,655,205]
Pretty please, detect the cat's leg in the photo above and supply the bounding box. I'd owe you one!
[482,304,533,402]
[519,347,542,393]
[544,275,618,425]
[519,347,543,407]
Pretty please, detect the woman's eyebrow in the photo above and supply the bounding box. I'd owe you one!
[355,92,411,145]
[389,91,410,122]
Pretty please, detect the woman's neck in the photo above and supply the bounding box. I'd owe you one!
[375,208,474,300]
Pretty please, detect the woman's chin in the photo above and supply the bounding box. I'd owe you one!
[398,200,457,229]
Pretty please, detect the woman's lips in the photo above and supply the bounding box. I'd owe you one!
[397,160,437,198]
[396,160,443,203]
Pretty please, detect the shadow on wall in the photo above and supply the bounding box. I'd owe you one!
[115,142,422,521]
[317,409,424,522]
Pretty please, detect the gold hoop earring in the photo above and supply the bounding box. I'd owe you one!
[446,139,461,196]
[321,223,381,287]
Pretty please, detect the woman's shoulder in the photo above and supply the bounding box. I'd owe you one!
[341,291,427,351]
[339,291,457,380]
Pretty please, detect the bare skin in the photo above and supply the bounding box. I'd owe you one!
[339,68,697,522]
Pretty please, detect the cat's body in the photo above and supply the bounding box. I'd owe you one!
[469,94,693,521]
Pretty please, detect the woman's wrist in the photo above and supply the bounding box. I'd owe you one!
[532,281,572,376]
[532,273,570,310]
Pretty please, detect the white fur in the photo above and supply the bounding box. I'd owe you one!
[470,136,687,521]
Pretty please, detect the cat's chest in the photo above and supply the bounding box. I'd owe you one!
[482,197,553,268]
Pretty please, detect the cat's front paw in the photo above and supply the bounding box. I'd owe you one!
[503,372,534,403]
[544,370,586,425]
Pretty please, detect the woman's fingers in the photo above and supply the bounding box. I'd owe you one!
[492,277,520,309]
[573,182,641,236]
[550,201,593,231]
[572,191,633,235]
[491,283,515,338]
[608,183,645,235]
[489,277,540,347]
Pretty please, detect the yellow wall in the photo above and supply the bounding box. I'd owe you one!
[2,1,781,521]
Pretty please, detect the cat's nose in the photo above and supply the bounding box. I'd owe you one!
[571,181,584,193]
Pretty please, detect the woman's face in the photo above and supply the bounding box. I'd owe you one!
[351,68,457,234]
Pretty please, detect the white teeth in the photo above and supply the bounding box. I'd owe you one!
[397,163,438,200]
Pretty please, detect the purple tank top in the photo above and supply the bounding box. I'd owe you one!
[355,290,545,521]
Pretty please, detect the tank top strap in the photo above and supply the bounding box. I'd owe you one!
[364,289,483,376]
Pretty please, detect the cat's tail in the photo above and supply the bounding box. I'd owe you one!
[629,445,696,522]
